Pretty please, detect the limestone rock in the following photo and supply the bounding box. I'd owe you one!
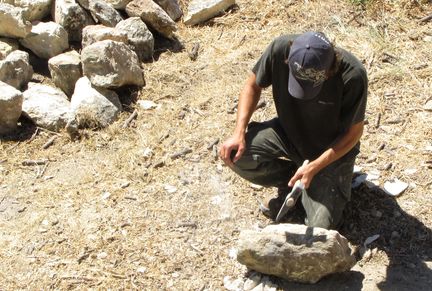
[14,0,52,22]
[81,40,145,88]
[153,0,182,21]
[22,83,72,131]
[82,25,128,48]
[78,0,123,27]
[116,17,154,61]
[184,0,235,26]
[0,0,14,4]
[0,50,33,89]
[48,50,81,97]
[0,37,19,60]
[237,224,356,284]
[0,3,32,38]
[52,0,94,42]
[105,0,132,10]
[0,80,23,135]
[126,0,177,39]
[19,21,69,59]
[71,76,122,128]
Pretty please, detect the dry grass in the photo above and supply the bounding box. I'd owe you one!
[0,0,431,289]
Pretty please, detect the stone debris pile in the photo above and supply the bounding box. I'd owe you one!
[0,0,236,136]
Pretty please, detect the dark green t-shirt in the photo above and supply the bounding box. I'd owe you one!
[252,34,368,160]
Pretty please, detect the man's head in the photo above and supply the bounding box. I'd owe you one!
[288,32,335,100]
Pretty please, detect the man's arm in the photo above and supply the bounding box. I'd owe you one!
[219,73,262,167]
[288,121,364,188]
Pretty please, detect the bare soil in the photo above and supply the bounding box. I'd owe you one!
[1,0,431,289]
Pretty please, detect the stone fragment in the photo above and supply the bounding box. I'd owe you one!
[0,3,32,38]
[14,0,52,22]
[237,224,356,283]
[0,81,23,135]
[0,37,19,60]
[383,178,408,196]
[81,25,128,48]
[126,0,177,39]
[184,0,235,25]
[48,50,82,97]
[105,0,132,9]
[22,83,72,131]
[115,17,154,61]
[71,76,122,128]
[0,50,33,89]
[52,0,94,42]
[184,0,235,26]
[78,0,123,27]
[19,21,69,59]
[81,40,144,88]
[153,0,182,21]
[424,99,432,111]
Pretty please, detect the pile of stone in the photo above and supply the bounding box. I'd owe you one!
[0,0,235,136]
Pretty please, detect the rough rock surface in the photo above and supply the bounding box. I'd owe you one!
[71,76,122,128]
[48,50,82,97]
[0,80,23,135]
[116,17,154,61]
[237,224,356,284]
[52,0,94,42]
[0,3,32,38]
[153,0,182,21]
[105,0,132,10]
[126,0,177,39]
[81,25,128,48]
[78,0,123,27]
[22,83,72,131]
[14,0,52,22]
[19,21,69,59]
[81,40,144,88]
[0,37,19,60]
[184,0,235,26]
[0,50,33,89]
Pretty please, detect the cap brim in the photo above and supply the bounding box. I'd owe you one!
[288,70,323,100]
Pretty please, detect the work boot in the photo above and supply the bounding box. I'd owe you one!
[259,188,290,220]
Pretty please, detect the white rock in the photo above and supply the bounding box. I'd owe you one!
[244,272,262,291]
[353,165,363,173]
[22,83,72,131]
[383,178,408,196]
[126,0,177,39]
[403,168,417,175]
[52,0,94,42]
[116,17,154,61]
[14,0,52,22]
[19,21,69,59]
[153,0,182,21]
[0,81,23,135]
[0,37,18,60]
[184,0,235,26]
[136,266,146,273]
[80,0,123,27]
[0,50,33,89]
[223,276,244,291]
[81,40,145,88]
[164,184,177,193]
[424,99,432,111]
[71,77,122,128]
[137,100,158,110]
[97,251,108,259]
[0,3,32,39]
[82,25,128,48]
[101,191,111,199]
[105,0,132,9]
[48,50,82,97]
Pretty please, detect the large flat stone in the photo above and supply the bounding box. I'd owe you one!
[184,0,235,26]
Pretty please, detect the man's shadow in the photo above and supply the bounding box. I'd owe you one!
[339,181,432,290]
[276,178,431,290]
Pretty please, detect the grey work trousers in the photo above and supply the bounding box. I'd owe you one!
[230,118,357,229]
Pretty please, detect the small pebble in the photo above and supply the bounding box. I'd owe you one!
[101,192,111,200]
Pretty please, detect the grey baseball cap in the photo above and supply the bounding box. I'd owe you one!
[288,32,334,100]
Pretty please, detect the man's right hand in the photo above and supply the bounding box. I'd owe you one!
[219,134,246,167]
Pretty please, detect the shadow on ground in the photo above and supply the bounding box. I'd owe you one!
[275,182,432,290]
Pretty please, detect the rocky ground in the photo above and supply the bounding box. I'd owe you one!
[0,0,431,290]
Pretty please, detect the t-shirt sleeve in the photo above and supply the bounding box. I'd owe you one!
[251,41,275,88]
[340,67,368,131]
